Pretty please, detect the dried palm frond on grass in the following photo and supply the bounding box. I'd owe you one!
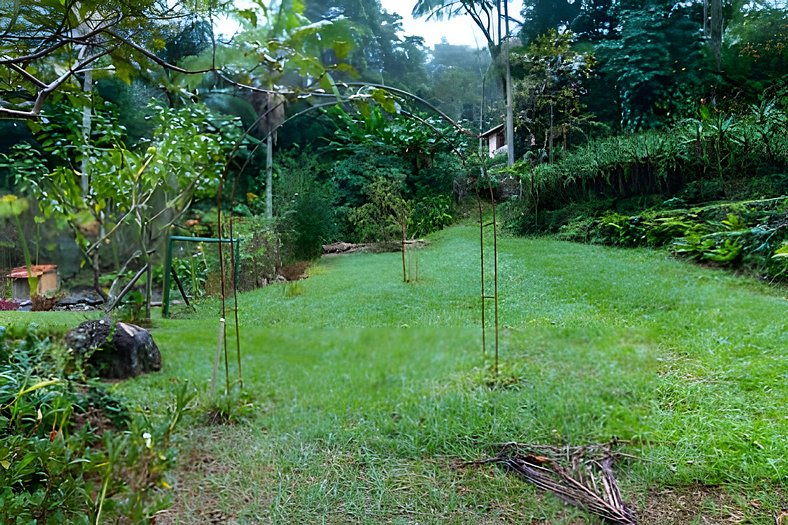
[468,441,637,525]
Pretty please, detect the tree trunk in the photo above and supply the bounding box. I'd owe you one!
[81,69,92,195]
[504,0,514,166]
[703,0,709,36]
[549,101,554,163]
[266,135,273,219]
[710,0,722,73]
[144,262,152,321]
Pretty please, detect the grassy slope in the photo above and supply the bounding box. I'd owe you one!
[2,225,785,523]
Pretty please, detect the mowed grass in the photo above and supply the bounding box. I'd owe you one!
[2,225,785,523]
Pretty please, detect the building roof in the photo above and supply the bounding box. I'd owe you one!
[8,265,57,279]
[480,123,504,138]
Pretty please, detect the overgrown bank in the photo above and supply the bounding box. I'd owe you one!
[502,101,788,281]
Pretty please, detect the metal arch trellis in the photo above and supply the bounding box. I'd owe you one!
[161,235,242,394]
[209,81,504,392]
[161,235,241,319]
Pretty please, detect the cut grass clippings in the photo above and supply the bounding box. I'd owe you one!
[1,224,785,523]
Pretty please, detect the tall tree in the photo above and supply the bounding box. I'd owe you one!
[520,0,581,44]
[708,0,724,73]
[413,0,520,164]
[428,42,494,126]
[520,0,618,44]
[512,30,595,157]
[719,2,787,104]
[305,0,430,93]
[596,2,708,130]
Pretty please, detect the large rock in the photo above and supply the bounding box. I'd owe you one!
[65,319,162,379]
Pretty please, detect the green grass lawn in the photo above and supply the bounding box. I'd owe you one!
[2,225,785,523]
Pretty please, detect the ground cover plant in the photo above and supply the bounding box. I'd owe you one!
[0,321,193,523]
[4,224,783,523]
[556,197,788,281]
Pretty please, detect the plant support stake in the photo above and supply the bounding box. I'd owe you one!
[478,183,501,374]
[211,317,225,396]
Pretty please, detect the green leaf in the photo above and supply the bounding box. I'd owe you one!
[772,244,788,258]
[331,40,353,60]
[0,195,29,218]
[237,8,257,27]
[356,100,371,119]
[113,58,136,85]
[371,89,397,114]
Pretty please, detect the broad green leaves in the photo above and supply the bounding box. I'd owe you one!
[14,101,244,258]
[0,195,28,219]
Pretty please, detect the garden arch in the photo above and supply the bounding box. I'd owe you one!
[204,83,503,390]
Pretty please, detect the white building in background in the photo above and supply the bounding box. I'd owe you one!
[481,124,506,157]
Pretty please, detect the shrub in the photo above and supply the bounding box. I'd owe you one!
[116,289,147,325]
[236,217,281,289]
[557,198,787,280]
[410,195,454,238]
[275,150,339,261]
[0,324,193,523]
[348,178,410,244]
[280,190,337,262]
[0,299,18,311]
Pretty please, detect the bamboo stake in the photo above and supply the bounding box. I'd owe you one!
[211,318,225,396]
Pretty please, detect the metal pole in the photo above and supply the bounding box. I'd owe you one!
[211,318,225,395]
[162,237,174,317]
[170,267,194,310]
[266,136,273,219]
[230,236,242,388]
[234,239,241,287]
[162,236,239,318]
[401,222,408,282]
[499,0,514,167]
[479,194,486,355]
[491,189,500,376]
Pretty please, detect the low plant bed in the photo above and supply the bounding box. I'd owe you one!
[0,323,191,524]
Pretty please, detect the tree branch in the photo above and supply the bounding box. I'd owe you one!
[0,45,116,119]
[0,20,113,66]
[104,29,216,75]
[8,63,47,89]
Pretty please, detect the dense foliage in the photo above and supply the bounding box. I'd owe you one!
[0,324,192,523]
[508,101,788,231]
[557,198,788,280]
